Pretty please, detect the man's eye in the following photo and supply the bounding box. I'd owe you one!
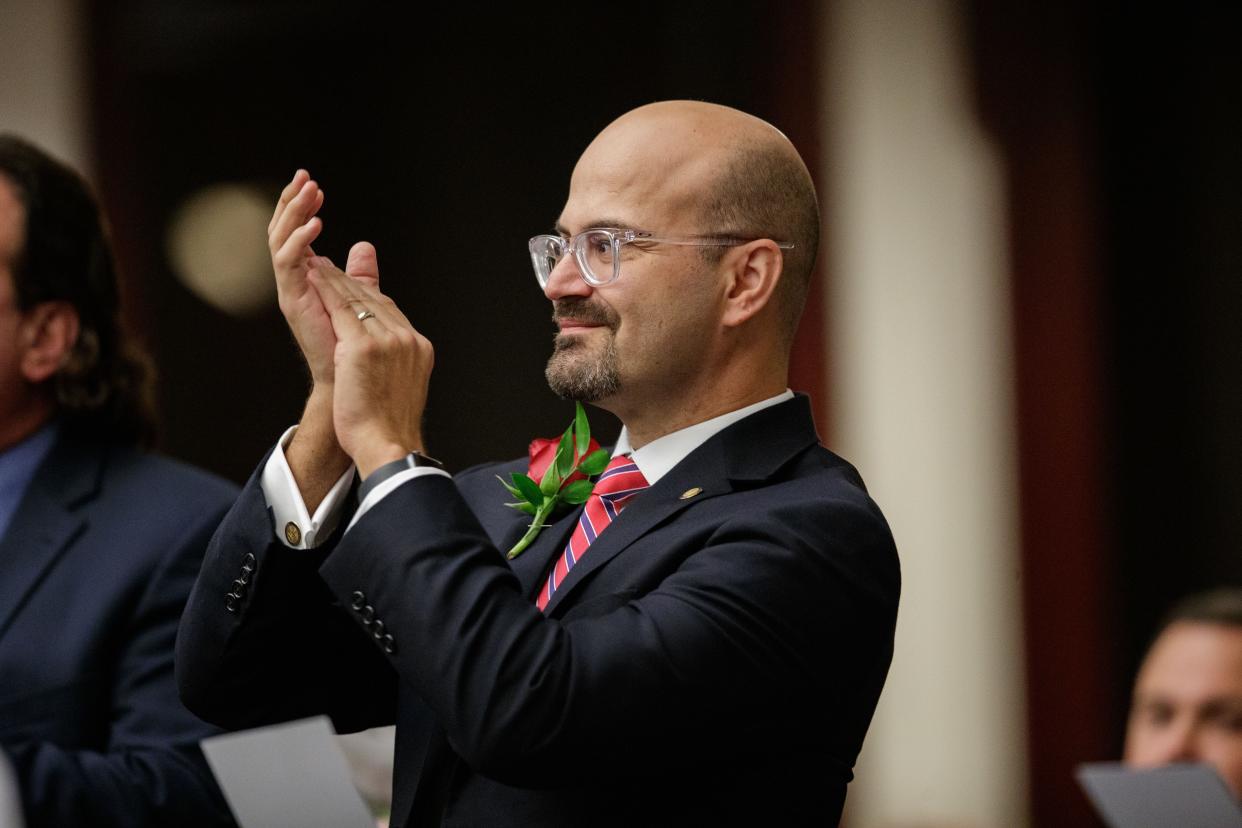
[1206,705,1242,732]
[1140,703,1173,726]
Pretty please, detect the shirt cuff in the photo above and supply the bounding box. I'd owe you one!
[346,466,450,533]
[260,425,358,549]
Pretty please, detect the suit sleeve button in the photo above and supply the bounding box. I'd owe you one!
[231,579,247,596]
[371,620,386,639]
[350,591,366,610]
[360,605,376,623]
[242,553,257,568]
[225,594,239,613]
[381,635,396,654]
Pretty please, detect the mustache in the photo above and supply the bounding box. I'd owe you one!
[552,298,618,329]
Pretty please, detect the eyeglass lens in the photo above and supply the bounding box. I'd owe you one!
[531,230,617,286]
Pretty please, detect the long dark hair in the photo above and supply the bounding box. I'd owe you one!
[0,134,156,446]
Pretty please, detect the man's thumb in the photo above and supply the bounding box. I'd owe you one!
[345,241,380,286]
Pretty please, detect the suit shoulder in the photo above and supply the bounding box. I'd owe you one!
[768,443,886,514]
[719,444,898,565]
[103,446,240,514]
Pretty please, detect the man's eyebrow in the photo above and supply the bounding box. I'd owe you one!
[553,218,642,236]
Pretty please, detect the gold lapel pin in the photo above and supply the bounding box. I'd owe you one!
[679,487,703,500]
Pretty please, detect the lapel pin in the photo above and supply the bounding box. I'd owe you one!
[679,487,703,500]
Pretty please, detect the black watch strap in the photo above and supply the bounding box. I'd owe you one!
[357,451,445,504]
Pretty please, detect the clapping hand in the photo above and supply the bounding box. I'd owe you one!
[268,170,382,387]
[307,259,433,478]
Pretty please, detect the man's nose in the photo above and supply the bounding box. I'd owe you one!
[543,253,593,301]
[1155,719,1203,764]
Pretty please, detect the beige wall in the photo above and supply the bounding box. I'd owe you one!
[0,0,90,170]
[821,1,1029,825]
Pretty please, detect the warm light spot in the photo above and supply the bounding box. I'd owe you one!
[167,183,275,315]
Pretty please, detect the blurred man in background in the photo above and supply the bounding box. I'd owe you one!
[1124,587,1242,797]
[0,135,238,826]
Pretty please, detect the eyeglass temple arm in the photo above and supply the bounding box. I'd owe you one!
[634,233,795,250]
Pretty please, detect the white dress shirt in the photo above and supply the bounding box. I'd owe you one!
[261,390,794,549]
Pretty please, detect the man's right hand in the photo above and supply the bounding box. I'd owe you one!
[269,170,333,383]
[270,171,383,510]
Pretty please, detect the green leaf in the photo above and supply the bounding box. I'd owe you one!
[511,472,543,505]
[578,448,611,476]
[505,501,537,515]
[539,453,562,496]
[496,475,520,498]
[574,401,590,457]
[561,479,595,505]
[555,426,575,480]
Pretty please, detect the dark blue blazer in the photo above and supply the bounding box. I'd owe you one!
[178,395,899,826]
[0,432,239,827]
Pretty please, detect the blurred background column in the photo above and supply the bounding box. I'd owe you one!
[0,0,90,171]
[823,2,1028,825]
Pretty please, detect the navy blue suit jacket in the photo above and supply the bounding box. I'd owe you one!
[178,395,899,826]
[0,432,239,827]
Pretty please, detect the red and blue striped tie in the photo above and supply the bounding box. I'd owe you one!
[535,455,649,611]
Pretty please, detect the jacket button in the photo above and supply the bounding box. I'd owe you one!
[350,591,366,610]
[371,620,386,639]
[240,563,254,577]
[231,579,247,596]
[225,593,239,613]
[360,605,376,623]
[242,553,257,568]
[381,635,396,654]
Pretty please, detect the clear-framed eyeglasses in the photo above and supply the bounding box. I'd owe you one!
[528,228,795,288]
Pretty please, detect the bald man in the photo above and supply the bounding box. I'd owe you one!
[177,101,900,826]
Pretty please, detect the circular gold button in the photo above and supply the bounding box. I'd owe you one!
[284,522,302,545]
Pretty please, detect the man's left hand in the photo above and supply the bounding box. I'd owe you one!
[307,260,433,479]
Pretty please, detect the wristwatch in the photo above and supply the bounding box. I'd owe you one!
[357,451,445,504]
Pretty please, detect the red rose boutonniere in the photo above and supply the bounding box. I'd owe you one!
[499,401,609,559]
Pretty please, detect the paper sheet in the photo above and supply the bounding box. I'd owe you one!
[1077,762,1242,828]
[201,716,376,828]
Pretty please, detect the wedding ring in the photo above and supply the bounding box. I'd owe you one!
[357,310,376,322]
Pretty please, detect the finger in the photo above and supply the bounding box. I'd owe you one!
[315,261,410,336]
[272,217,324,286]
[308,264,387,339]
[345,242,380,288]
[268,179,323,256]
[269,178,316,253]
[268,169,309,235]
[320,262,411,331]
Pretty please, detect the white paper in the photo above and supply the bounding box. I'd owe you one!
[201,716,375,828]
[0,751,24,828]
[1077,762,1242,828]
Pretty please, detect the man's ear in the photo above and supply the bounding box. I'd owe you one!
[19,301,80,383]
[720,240,785,329]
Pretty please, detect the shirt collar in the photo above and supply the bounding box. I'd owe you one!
[0,420,60,543]
[613,390,794,485]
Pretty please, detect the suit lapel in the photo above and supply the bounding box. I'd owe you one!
[0,436,103,641]
[506,507,579,600]
[541,394,820,616]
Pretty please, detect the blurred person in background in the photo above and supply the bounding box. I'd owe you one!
[0,135,238,826]
[1123,587,1242,797]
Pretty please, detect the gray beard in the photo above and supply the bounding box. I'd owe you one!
[544,333,621,402]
